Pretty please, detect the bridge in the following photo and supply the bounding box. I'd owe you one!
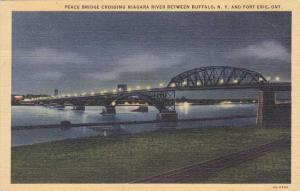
[31,66,291,127]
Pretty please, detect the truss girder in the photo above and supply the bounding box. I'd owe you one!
[168,66,267,88]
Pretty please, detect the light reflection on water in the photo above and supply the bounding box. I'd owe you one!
[12,104,257,147]
[12,104,256,127]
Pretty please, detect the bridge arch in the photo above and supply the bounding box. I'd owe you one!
[167,66,267,88]
[110,91,171,112]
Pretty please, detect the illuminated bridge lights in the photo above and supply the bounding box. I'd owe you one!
[219,79,224,84]
[170,83,176,88]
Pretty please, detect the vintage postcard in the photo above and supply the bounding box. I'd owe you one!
[0,0,299,191]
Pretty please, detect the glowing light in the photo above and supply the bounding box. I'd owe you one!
[136,85,141,90]
[266,76,271,81]
[275,76,280,81]
[252,100,256,103]
[128,87,132,92]
[170,83,176,88]
[182,81,187,86]
[146,86,151,90]
[111,101,116,106]
[178,101,190,114]
[90,91,95,95]
[124,102,129,105]
[183,101,190,107]
[159,83,164,87]
[73,93,78,97]
[233,79,238,83]
[103,90,107,93]
[259,77,264,82]
[196,81,201,86]
[220,101,232,105]
[112,89,117,93]
[118,88,122,92]
[219,79,224,84]
[81,92,86,96]
[220,101,234,108]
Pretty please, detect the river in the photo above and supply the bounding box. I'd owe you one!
[12,104,257,146]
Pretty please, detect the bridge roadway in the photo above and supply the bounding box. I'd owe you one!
[31,82,291,123]
[30,66,291,125]
[34,82,291,102]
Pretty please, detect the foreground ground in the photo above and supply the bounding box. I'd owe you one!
[11,125,290,183]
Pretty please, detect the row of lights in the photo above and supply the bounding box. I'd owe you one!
[266,76,281,81]
[32,83,166,101]
[32,76,282,101]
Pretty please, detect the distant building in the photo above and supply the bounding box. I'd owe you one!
[117,84,127,91]
[14,95,23,101]
[54,89,58,96]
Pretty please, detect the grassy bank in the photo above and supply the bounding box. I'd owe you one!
[203,146,291,183]
[12,125,290,183]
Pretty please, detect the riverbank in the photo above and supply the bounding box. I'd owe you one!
[13,115,255,130]
[12,125,290,183]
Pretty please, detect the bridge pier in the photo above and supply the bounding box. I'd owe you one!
[72,105,85,110]
[257,90,275,127]
[101,106,116,115]
[156,110,178,122]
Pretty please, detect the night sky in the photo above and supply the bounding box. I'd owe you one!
[13,12,291,95]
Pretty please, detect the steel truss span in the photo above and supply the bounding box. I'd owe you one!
[167,66,268,88]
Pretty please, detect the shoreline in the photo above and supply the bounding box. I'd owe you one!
[12,115,256,130]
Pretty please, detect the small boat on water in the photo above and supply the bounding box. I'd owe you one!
[48,103,65,110]
[56,105,65,110]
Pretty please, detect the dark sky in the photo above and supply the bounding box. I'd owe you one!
[13,12,291,95]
